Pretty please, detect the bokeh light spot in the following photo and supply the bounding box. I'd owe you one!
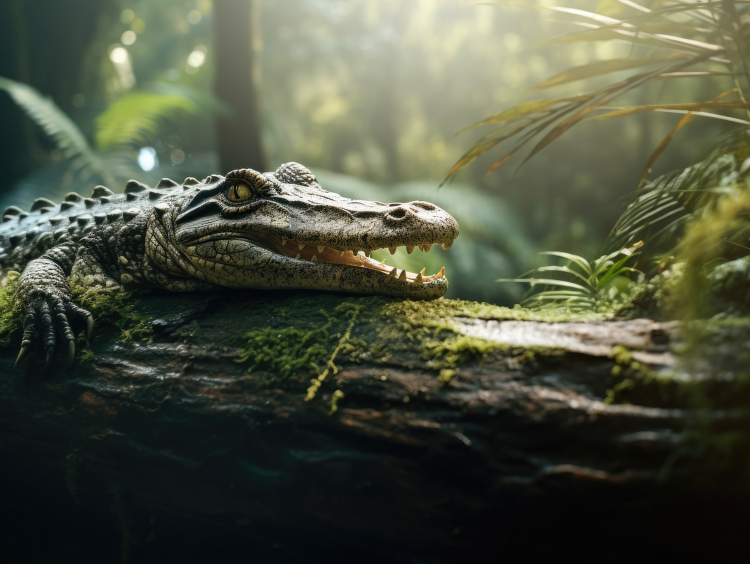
[138,147,158,172]
[187,49,206,68]
[109,47,128,64]
[170,149,185,165]
[120,9,134,24]
[187,10,202,25]
[121,30,136,46]
[131,18,145,34]
[503,33,521,52]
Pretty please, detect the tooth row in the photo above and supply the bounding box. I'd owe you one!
[385,266,445,284]
[283,239,453,256]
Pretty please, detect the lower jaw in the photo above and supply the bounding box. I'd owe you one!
[189,244,448,299]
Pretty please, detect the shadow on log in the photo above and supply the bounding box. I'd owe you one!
[1,291,749,562]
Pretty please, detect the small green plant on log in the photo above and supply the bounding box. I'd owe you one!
[502,241,643,310]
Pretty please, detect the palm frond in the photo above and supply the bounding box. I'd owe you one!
[445,1,750,182]
[606,129,750,252]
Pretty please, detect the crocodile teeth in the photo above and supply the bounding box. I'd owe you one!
[442,242,452,250]
[406,246,414,254]
[381,259,387,265]
[413,273,423,285]
[388,267,397,278]
[311,255,318,262]
[389,247,397,255]
[298,242,305,251]
[281,237,287,246]
[397,270,407,282]
[419,268,425,275]
[421,244,432,253]
[340,250,345,257]
[294,253,301,259]
[317,245,324,254]
[364,250,371,257]
[437,267,445,278]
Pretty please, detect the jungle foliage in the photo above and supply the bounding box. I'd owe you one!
[477,1,750,311]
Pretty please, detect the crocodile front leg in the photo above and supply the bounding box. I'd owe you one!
[14,246,94,368]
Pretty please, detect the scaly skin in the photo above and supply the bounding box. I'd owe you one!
[0,163,459,367]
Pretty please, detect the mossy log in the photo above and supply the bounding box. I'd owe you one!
[0,290,749,562]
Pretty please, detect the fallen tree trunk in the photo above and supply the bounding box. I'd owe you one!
[0,290,748,562]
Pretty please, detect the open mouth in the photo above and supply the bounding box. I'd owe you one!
[189,231,453,285]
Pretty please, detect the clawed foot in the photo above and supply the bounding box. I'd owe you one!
[15,289,94,369]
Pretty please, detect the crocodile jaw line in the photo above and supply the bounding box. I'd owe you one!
[184,233,451,298]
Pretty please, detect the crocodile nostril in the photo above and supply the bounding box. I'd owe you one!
[387,208,407,219]
[410,202,436,212]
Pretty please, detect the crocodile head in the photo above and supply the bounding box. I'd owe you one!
[170,162,459,299]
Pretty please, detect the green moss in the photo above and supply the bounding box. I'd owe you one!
[236,301,362,390]
[0,271,22,342]
[616,262,686,320]
[235,295,567,406]
[305,303,361,400]
[604,344,680,406]
[329,389,345,415]
[76,333,95,364]
[72,286,152,342]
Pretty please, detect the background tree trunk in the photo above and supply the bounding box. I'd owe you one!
[0,0,118,186]
[213,0,267,173]
[0,290,748,562]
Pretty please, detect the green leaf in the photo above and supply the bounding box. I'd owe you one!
[95,90,201,151]
[0,75,110,184]
[532,265,596,287]
[538,251,594,275]
[503,278,593,292]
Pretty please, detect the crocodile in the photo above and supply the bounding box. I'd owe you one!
[0,162,459,367]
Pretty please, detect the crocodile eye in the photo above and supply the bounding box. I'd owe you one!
[226,183,253,202]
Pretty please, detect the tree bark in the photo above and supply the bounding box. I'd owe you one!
[0,290,748,562]
[213,0,267,173]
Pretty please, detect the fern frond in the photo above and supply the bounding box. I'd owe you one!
[0,76,111,185]
[95,91,201,151]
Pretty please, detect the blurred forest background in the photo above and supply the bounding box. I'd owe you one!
[0,0,734,305]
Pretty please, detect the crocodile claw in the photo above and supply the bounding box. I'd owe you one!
[86,315,94,341]
[15,346,30,366]
[67,341,76,368]
[15,288,93,370]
